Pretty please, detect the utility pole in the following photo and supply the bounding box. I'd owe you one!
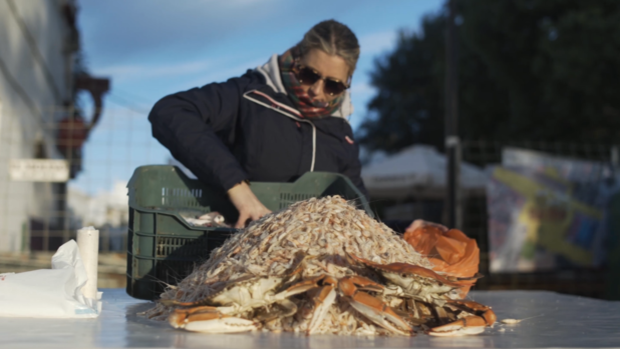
[445,0,462,229]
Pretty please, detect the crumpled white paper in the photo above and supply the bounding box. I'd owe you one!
[0,240,102,318]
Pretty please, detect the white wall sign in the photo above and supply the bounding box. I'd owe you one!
[9,159,70,182]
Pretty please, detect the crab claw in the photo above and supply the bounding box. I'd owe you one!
[339,276,414,336]
[184,316,258,333]
[427,315,487,336]
[427,300,497,336]
[168,308,258,333]
[168,305,218,328]
[446,300,497,326]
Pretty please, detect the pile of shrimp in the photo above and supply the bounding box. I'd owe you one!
[145,196,433,335]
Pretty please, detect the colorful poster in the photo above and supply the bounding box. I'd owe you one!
[487,148,616,272]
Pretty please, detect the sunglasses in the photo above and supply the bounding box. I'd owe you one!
[294,65,350,96]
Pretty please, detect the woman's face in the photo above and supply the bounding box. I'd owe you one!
[299,49,350,103]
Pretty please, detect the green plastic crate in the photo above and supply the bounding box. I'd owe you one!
[126,165,372,300]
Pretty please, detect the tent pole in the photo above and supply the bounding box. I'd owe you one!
[444,0,462,229]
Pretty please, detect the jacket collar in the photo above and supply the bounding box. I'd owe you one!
[254,54,354,120]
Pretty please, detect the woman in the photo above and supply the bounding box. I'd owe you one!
[149,20,365,228]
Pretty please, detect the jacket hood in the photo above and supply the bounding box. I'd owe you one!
[255,54,354,120]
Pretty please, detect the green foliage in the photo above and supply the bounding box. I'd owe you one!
[357,0,620,154]
[357,15,447,153]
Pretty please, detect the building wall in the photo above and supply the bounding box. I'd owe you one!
[0,0,77,251]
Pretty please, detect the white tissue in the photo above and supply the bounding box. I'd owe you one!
[0,240,102,318]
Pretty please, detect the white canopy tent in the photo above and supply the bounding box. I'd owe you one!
[361,145,488,200]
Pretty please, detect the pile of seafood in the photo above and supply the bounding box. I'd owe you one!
[145,196,495,336]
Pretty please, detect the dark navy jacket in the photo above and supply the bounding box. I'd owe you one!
[148,61,367,198]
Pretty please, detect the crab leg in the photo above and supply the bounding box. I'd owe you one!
[338,276,414,336]
[275,274,329,299]
[307,276,338,334]
[393,300,429,327]
[409,299,419,319]
[255,298,298,322]
[348,253,462,289]
[445,273,484,286]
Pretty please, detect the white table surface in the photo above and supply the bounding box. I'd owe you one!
[1,289,619,349]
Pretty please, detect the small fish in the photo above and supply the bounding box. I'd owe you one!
[197,211,226,224]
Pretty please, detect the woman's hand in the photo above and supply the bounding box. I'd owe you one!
[405,219,449,233]
[227,181,272,228]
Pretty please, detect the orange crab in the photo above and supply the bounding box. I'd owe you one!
[403,224,481,298]
[427,300,497,336]
[160,249,494,336]
[161,253,312,333]
[312,275,414,336]
[347,253,495,336]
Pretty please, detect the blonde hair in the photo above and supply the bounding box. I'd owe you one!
[297,20,360,78]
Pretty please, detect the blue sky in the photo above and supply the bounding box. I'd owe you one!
[72,0,443,195]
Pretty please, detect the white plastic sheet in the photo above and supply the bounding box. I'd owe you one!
[0,240,102,318]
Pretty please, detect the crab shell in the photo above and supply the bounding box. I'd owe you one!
[347,253,465,299]
[161,253,310,333]
[348,253,496,336]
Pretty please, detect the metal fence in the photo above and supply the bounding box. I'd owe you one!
[0,105,160,254]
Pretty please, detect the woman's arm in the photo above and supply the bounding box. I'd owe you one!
[148,76,270,226]
[149,80,247,190]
